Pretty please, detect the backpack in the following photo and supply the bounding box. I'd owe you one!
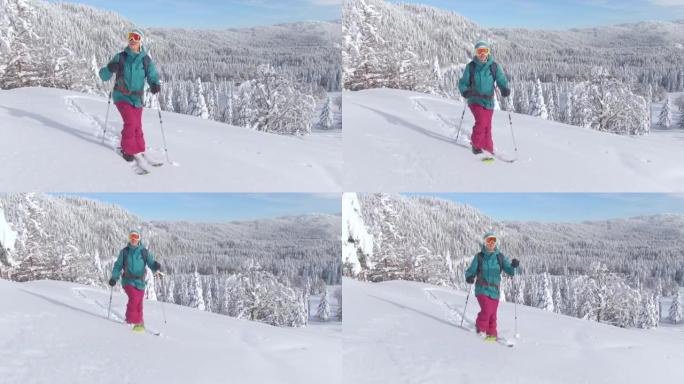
[467,61,498,98]
[475,251,504,286]
[121,246,149,281]
[114,51,151,96]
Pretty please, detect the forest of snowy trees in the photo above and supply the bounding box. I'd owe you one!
[344,193,684,329]
[0,193,341,327]
[0,0,341,135]
[343,0,684,135]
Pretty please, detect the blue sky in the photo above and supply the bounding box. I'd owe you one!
[390,0,684,29]
[50,193,340,222]
[402,193,684,222]
[55,0,340,28]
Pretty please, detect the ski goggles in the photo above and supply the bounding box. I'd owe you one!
[484,236,497,243]
[475,47,490,55]
[128,32,142,42]
[129,232,141,241]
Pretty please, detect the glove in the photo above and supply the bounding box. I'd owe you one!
[150,83,161,94]
[108,278,116,287]
[500,88,511,98]
[466,275,475,284]
[153,261,161,272]
[511,258,520,268]
[461,90,473,98]
[107,62,120,73]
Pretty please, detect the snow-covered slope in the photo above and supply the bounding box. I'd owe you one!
[344,278,684,384]
[344,88,684,191]
[0,87,342,191]
[0,278,341,384]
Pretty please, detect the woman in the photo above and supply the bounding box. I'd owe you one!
[464,231,519,341]
[458,40,511,155]
[109,229,161,332]
[99,28,161,162]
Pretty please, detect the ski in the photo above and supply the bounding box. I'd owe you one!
[496,337,515,348]
[141,153,163,167]
[491,153,517,163]
[132,165,150,175]
[132,154,151,175]
[484,150,517,163]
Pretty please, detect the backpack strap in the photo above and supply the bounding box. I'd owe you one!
[113,51,150,96]
[476,251,504,289]
[468,61,476,90]
[142,55,150,78]
[121,246,148,281]
[467,61,498,100]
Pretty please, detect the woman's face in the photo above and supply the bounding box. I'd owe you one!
[128,39,140,51]
[485,237,497,252]
[476,47,489,63]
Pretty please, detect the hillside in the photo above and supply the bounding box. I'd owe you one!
[0,278,341,384]
[0,87,342,191]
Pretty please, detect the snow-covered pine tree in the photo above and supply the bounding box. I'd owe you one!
[318,96,334,129]
[177,85,189,115]
[317,286,330,321]
[658,97,672,129]
[303,278,311,325]
[233,64,315,135]
[669,289,682,324]
[207,82,217,121]
[539,272,554,312]
[189,77,209,119]
[144,267,157,301]
[164,85,175,112]
[189,267,206,311]
[531,79,549,120]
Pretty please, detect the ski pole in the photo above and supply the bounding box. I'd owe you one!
[156,94,170,164]
[461,283,474,328]
[107,286,113,320]
[455,102,467,144]
[157,272,167,324]
[513,274,518,337]
[101,90,113,144]
[508,112,518,159]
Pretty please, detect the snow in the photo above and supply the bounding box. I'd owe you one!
[344,88,684,191]
[342,193,373,275]
[0,278,341,384]
[0,87,342,191]
[0,204,18,254]
[344,277,684,384]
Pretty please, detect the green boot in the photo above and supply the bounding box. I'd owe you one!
[132,324,145,333]
[484,335,497,342]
